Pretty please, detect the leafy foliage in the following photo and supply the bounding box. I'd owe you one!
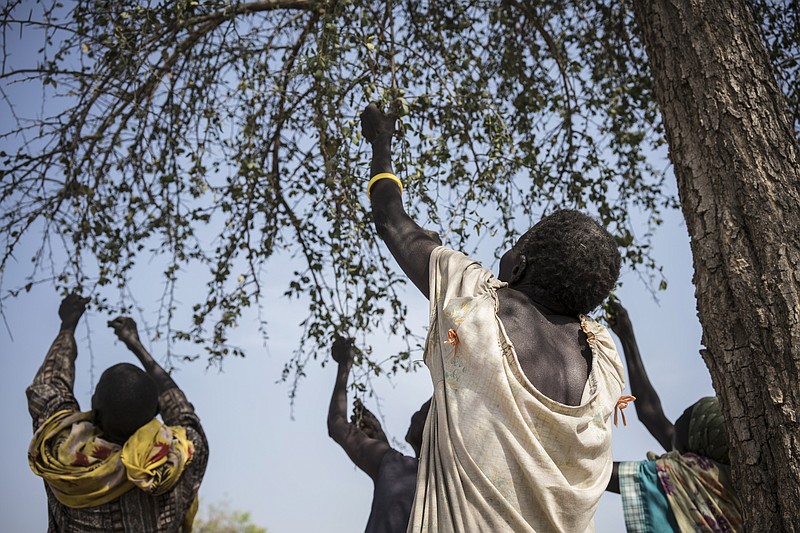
[0,1,795,382]
[193,499,267,533]
[752,0,800,132]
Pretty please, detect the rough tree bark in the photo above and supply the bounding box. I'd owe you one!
[632,0,800,530]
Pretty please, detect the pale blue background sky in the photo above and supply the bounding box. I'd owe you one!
[0,12,716,531]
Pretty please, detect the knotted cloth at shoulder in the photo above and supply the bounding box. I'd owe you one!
[122,418,194,495]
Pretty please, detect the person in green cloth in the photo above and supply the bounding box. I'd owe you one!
[606,301,743,533]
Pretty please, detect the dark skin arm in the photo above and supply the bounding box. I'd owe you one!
[607,462,621,494]
[327,337,391,481]
[608,301,674,451]
[362,103,440,298]
[605,301,676,494]
[107,317,178,394]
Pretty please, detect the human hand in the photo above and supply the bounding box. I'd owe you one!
[360,102,396,145]
[331,336,356,365]
[607,300,633,336]
[59,293,90,330]
[352,398,388,443]
[107,316,141,346]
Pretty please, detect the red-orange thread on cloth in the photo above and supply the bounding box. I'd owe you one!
[614,395,636,427]
[579,315,596,345]
[444,328,459,356]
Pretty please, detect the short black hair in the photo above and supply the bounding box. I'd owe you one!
[517,209,620,315]
[93,363,159,441]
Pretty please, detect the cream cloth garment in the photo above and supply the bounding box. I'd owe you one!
[407,247,625,533]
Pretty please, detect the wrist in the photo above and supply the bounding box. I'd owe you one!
[131,347,154,365]
[60,321,78,333]
[124,337,142,348]
[371,132,393,146]
[367,173,403,199]
[370,141,392,160]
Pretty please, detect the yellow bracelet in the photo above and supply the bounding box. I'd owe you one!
[367,173,403,200]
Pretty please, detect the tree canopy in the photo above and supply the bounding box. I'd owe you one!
[1,1,796,380]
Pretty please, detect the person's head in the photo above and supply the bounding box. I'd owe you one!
[405,398,432,457]
[672,396,730,464]
[91,363,159,444]
[499,209,621,315]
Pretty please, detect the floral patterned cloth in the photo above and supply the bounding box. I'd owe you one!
[29,410,195,508]
[650,450,743,533]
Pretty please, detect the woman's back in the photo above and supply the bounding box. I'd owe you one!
[496,287,592,406]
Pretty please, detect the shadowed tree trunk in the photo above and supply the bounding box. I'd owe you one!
[632,0,800,530]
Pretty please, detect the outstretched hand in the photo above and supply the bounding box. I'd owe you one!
[360,102,396,145]
[607,300,632,336]
[352,398,388,443]
[331,336,356,365]
[59,293,90,330]
[108,316,141,346]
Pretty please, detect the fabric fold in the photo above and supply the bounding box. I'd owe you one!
[29,409,194,509]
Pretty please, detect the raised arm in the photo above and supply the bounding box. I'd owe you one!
[26,293,89,427]
[108,317,177,394]
[362,103,440,298]
[108,316,208,483]
[327,337,390,481]
[608,301,674,451]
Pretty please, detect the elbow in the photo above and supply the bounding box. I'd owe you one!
[327,417,341,440]
[635,405,665,428]
[328,418,351,446]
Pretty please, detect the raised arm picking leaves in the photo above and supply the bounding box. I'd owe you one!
[362,102,627,532]
[327,337,430,533]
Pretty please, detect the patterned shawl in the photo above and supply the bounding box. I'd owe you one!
[650,450,743,533]
[29,409,194,509]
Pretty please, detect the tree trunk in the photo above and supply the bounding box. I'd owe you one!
[631,0,800,530]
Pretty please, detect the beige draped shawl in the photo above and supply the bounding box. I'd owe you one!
[408,247,625,533]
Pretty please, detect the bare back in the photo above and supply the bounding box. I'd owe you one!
[496,287,592,406]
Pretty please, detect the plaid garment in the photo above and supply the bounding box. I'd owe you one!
[27,330,209,533]
[619,460,679,533]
